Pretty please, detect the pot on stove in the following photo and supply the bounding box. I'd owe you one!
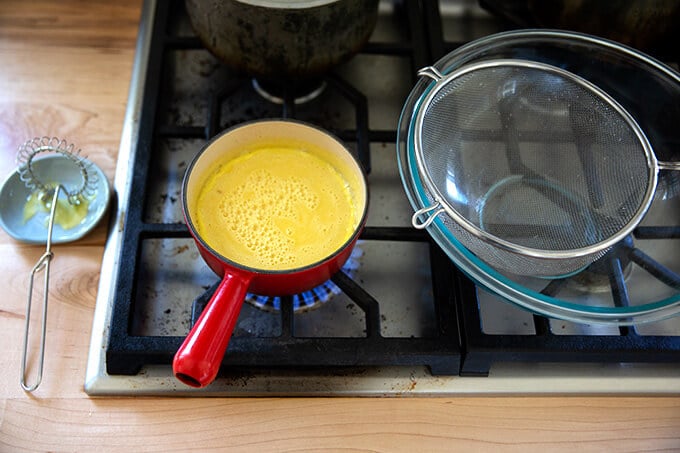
[479,0,680,55]
[184,0,380,82]
[174,119,368,388]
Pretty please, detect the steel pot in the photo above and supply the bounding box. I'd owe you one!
[479,0,680,55]
[185,0,380,81]
[173,119,368,387]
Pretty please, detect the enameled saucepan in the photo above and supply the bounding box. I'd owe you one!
[173,119,368,388]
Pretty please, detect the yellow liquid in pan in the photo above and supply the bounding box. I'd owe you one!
[195,146,360,271]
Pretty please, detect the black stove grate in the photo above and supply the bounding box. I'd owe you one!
[186,238,462,375]
[106,0,463,377]
[105,0,680,379]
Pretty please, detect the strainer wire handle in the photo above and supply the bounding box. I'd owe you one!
[657,160,680,171]
[412,203,446,229]
[417,66,444,82]
[20,186,60,392]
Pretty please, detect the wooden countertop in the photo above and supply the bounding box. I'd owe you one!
[0,1,679,451]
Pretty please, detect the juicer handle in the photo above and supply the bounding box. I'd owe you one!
[173,272,252,388]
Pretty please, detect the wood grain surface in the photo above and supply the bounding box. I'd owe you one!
[0,1,679,451]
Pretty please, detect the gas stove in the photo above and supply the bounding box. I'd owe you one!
[85,0,680,395]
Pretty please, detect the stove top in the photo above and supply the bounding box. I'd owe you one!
[85,0,680,395]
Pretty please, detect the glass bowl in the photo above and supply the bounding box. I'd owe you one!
[397,29,680,325]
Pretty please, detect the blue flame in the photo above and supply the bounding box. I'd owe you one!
[245,243,363,312]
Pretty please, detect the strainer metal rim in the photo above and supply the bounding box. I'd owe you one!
[412,58,659,261]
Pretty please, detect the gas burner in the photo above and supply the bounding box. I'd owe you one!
[558,236,633,293]
[245,243,363,312]
[568,259,634,293]
[251,78,327,105]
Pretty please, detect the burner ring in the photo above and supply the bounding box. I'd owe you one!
[245,242,363,313]
[251,78,327,105]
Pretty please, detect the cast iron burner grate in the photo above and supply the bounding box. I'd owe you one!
[105,0,680,380]
[106,0,464,377]
[186,236,461,375]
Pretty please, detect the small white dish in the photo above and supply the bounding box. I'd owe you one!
[0,155,110,244]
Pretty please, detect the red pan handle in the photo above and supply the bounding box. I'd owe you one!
[173,272,253,387]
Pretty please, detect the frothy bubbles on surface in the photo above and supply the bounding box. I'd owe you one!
[195,146,358,270]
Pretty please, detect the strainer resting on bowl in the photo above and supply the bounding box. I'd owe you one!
[410,59,680,278]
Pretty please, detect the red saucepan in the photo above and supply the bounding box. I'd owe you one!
[173,119,368,387]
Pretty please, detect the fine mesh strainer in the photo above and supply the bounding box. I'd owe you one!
[410,59,680,277]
